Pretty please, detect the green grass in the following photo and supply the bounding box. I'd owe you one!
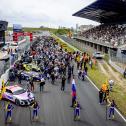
[104,54,109,63]
[57,39,75,52]
[102,64,109,72]
[110,85,126,115]
[96,61,126,115]
[88,63,126,116]
[7,27,13,31]
[92,68,126,115]
[88,65,108,89]
[52,34,78,53]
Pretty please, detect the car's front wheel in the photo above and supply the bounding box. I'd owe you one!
[32,68,36,71]
[21,74,25,79]
[15,99,20,105]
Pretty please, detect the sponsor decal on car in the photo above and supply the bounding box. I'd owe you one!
[7,95,13,100]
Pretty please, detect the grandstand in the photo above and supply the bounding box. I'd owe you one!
[73,0,126,53]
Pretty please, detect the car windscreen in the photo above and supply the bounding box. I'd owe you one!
[13,89,26,95]
[96,53,101,55]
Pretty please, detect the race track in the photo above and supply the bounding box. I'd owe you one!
[0,70,125,126]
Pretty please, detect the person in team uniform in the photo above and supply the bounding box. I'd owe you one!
[5,102,14,123]
[32,101,40,120]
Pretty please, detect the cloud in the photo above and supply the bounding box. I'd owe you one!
[0,0,98,28]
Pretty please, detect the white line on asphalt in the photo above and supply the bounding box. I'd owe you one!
[86,76,100,91]
[86,76,126,122]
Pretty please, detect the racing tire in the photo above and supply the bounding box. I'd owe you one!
[15,99,20,106]
[32,68,37,72]
[21,74,25,79]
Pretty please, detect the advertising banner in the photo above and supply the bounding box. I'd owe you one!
[13,24,22,32]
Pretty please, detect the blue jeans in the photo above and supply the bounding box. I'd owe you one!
[33,110,38,118]
[75,109,80,116]
[5,111,11,121]
[109,108,114,117]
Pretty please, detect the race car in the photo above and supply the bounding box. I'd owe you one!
[2,85,35,106]
[23,63,41,72]
[93,52,104,59]
[19,71,43,82]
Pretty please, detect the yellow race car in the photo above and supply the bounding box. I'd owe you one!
[23,63,41,72]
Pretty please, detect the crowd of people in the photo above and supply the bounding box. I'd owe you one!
[80,24,126,47]
[1,34,117,123]
[6,34,96,121]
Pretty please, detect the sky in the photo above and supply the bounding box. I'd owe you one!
[0,0,99,28]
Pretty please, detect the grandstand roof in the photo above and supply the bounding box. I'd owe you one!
[73,0,126,23]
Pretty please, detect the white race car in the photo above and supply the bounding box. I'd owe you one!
[93,52,104,59]
[2,85,35,106]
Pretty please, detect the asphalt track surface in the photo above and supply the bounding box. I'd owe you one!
[0,68,126,126]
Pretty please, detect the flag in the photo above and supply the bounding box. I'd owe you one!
[71,79,76,92]
[71,91,76,98]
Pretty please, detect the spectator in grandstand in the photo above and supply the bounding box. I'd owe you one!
[80,24,126,47]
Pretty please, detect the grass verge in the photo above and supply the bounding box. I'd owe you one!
[88,64,126,115]
[52,34,78,52]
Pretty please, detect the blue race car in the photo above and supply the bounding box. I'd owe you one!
[19,71,43,82]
